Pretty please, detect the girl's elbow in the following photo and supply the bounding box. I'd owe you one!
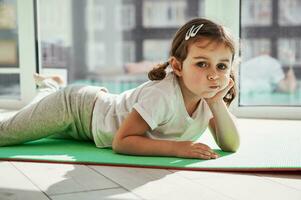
[224,134,240,152]
[225,145,239,153]
[221,146,239,153]
[112,137,123,153]
[220,141,240,152]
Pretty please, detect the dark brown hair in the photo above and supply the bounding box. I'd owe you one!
[148,18,238,106]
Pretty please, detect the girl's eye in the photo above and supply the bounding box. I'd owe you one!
[217,63,228,70]
[196,62,208,68]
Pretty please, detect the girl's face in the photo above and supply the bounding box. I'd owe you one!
[176,38,233,99]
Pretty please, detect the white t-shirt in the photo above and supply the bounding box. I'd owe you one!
[240,55,285,93]
[91,72,213,148]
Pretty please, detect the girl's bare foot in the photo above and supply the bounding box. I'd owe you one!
[33,73,64,87]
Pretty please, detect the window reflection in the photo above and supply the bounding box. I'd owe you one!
[240,0,301,106]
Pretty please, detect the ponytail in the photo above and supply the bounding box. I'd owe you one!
[148,61,170,81]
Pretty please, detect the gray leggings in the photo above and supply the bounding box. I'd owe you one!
[0,79,103,146]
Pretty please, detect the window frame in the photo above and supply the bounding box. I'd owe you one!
[0,0,37,110]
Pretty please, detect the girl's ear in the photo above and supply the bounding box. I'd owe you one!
[170,57,182,77]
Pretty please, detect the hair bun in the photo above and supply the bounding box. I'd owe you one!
[147,62,169,81]
[148,69,167,81]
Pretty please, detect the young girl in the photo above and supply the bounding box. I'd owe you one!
[0,18,240,160]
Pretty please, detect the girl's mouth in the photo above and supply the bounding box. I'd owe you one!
[209,86,220,89]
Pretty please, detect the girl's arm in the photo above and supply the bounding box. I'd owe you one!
[208,100,240,152]
[112,109,175,156]
[206,79,240,152]
[112,109,218,159]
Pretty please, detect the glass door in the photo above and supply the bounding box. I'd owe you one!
[0,0,36,109]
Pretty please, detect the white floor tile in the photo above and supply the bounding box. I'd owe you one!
[90,166,233,200]
[0,161,50,200]
[11,162,118,196]
[50,188,141,200]
[169,169,228,180]
[192,172,301,200]
[256,172,301,191]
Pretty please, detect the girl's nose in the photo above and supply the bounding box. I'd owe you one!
[207,73,218,80]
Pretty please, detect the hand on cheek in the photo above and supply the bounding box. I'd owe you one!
[205,78,234,105]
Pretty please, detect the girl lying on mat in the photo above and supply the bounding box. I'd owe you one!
[0,18,240,160]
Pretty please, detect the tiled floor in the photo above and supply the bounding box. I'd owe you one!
[0,110,301,200]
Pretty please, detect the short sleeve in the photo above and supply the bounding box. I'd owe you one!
[270,61,285,85]
[133,87,172,130]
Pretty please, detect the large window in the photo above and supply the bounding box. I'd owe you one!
[240,0,301,106]
[36,0,205,93]
[3,0,299,118]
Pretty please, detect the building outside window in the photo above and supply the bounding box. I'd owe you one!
[278,0,301,26]
[241,0,272,26]
[36,0,205,93]
[115,4,135,31]
[143,0,187,28]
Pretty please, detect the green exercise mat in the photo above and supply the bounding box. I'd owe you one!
[0,129,300,171]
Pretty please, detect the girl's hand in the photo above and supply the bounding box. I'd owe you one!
[175,141,219,159]
[205,78,234,105]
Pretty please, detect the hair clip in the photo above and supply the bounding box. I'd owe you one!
[185,24,204,40]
